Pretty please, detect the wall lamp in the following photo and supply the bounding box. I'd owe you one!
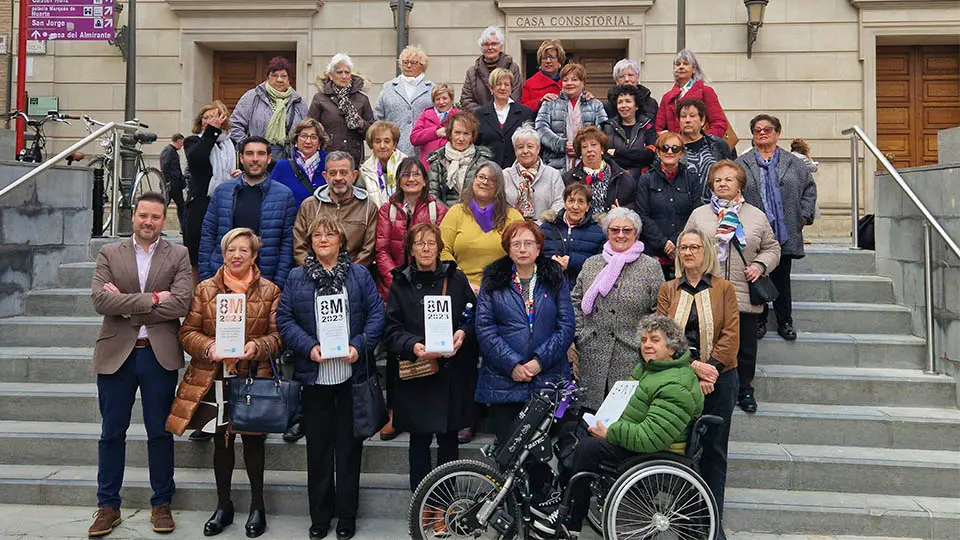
[744,0,769,58]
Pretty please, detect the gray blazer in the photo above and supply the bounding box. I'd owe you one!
[374,76,435,158]
[737,148,817,258]
[503,161,565,221]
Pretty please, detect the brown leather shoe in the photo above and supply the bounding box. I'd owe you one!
[151,503,175,533]
[88,507,121,537]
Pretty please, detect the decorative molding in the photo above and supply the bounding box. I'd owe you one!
[166,0,322,17]
[497,0,654,9]
[849,0,959,9]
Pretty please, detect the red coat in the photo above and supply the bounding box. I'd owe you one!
[521,71,562,113]
[655,80,728,138]
[375,196,449,298]
[410,106,460,170]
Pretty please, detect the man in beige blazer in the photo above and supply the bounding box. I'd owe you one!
[88,192,193,537]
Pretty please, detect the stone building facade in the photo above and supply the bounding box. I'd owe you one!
[9,0,960,237]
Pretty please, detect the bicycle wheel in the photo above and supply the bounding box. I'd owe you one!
[130,167,166,206]
[408,459,519,540]
[603,460,717,540]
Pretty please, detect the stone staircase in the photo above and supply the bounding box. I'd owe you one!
[0,241,958,538]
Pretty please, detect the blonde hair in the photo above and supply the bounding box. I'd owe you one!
[399,45,429,70]
[674,227,719,278]
[307,215,349,255]
[220,227,261,256]
[537,39,565,64]
[488,67,515,89]
[365,120,401,148]
[431,83,455,103]
[193,100,231,135]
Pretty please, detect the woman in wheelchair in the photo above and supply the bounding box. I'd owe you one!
[534,314,704,538]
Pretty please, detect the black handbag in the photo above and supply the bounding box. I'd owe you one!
[227,340,301,434]
[733,242,779,305]
[351,334,388,438]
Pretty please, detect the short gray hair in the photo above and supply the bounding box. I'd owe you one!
[478,26,504,47]
[638,314,689,356]
[674,49,705,83]
[511,121,540,147]
[325,150,356,171]
[612,59,641,82]
[602,207,643,238]
[326,53,354,75]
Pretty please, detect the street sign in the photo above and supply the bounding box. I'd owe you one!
[27,0,116,41]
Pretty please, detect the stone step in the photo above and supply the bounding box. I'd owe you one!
[24,288,97,317]
[0,465,955,538]
[57,261,96,288]
[790,273,894,303]
[757,332,926,370]
[0,317,102,347]
[792,247,876,275]
[764,302,912,335]
[0,422,956,498]
[0,347,96,383]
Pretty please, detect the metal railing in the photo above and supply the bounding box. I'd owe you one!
[842,125,960,374]
[0,121,141,236]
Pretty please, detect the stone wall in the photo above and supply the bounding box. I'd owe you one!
[0,161,93,317]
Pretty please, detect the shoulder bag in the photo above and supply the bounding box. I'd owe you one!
[398,277,448,380]
[227,339,301,433]
[733,242,779,305]
[352,333,388,438]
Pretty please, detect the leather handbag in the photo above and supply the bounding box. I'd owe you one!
[398,277,447,381]
[733,242,779,305]
[352,334,388,438]
[227,340,301,434]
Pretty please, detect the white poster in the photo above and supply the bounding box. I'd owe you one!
[583,380,640,429]
[315,293,350,359]
[424,295,454,354]
[215,294,245,360]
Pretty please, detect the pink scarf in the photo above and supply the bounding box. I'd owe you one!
[581,240,645,314]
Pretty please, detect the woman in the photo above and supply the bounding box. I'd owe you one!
[409,84,459,170]
[603,84,657,179]
[503,123,564,221]
[166,228,283,538]
[655,49,728,139]
[687,159,780,414]
[384,223,478,491]
[359,120,409,208]
[572,207,663,411]
[308,53,375,166]
[375,157,449,299]
[475,68,535,168]
[427,111,494,207]
[374,45,434,158]
[636,131,703,280]
[539,182,605,288]
[536,63,608,171]
[656,227,740,539]
[603,58,659,123]
[561,126,636,215]
[277,215,385,540]
[269,118,329,205]
[521,39,564,113]
[678,97,733,198]
[440,161,524,289]
[230,56,307,160]
[184,101,235,270]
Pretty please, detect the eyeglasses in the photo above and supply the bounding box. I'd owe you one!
[400,171,424,179]
[541,54,559,62]
[609,227,636,236]
[268,73,290,80]
[510,241,538,250]
[659,145,682,154]
[481,41,501,48]
[474,173,495,184]
[401,60,420,67]
[753,126,776,135]
[413,241,438,249]
[298,133,319,141]
[311,231,339,240]
[678,244,703,253]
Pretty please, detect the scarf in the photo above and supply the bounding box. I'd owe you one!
[711,194,746,263]
[208,131,236,197]
[376,151,403,195]
[443,142,476,192]
[581,239,645,315]
[329,79,364,131]
[515,162,537,220]
[678,78,695,99]
[469,200,495,233]
[672,286,715,363]
[754,148,789,244]
[296,149,322,180]
[542,70,561,82]
[512,264,538,325]
[400,74,424,101]
[263,82,293,146]
[584,162,609,216]
[304,252,352,296]
[662,165,679,180]
[564,95,583,171]
[223,267,255,294]
[436,107,450,124]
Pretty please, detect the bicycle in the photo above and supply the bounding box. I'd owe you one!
[7,109,81,163]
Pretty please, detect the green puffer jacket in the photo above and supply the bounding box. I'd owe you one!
[606,351,705,455]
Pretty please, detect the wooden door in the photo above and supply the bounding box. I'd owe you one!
[570,49,625,101]
[213,51,297,113]
[876,45,960,169]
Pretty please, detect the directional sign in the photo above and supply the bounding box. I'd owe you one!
[27,0,116,41]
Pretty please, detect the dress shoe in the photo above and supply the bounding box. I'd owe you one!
[336,517,356,540]
[379,410,397,441]
[309,523,330,539]
[203,504,234,536]
[739,393,758,413]
[757,320,767,340]
[282,420,304,443]
[189,429,214,442]
[88,506,122,537]
[457,427,474,444]
[777,323,798,341]
[244,508,266,538]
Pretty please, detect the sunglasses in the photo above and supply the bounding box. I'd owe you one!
[659,145,682,154]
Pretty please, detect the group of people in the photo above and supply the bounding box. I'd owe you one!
[98,29,817,540]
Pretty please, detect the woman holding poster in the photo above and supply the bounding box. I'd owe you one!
[383,223,478,494]
[166,227,283,538]
[277,215,384,540]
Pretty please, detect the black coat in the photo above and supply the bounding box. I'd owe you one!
[562,157,637,214]
[182,125,222,265]
[602,116,657,180]
[603,84,659,127]
[384,261,479,434]
[475,102,536,168]
[635,165,704,257]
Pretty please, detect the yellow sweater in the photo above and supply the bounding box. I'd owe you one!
[440,203,524,286]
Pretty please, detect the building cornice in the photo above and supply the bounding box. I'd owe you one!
[849,0,958,9]
[497,0,654,9]
[165,0,322,17]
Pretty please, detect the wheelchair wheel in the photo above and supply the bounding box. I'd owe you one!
[408,459,519,540]
[603,460,717,540]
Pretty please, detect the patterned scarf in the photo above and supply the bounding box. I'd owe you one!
[303,252,351,296]
[443,142,476,192]
[711,194,746,263]
[263,82,293,146]
[329,78,364,131]
[515,162,537,220]
[583,162,609,216]
[512,264,538,325]
[581,239,645,315]
[564,95,583,171]
[295,149,322,180]
[678,78,695,99]
[755,148,789,245]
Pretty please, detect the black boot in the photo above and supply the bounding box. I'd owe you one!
[244,508,266,538]
[282,419,304,443]
[203,503,234,537]
[336,518,356,540]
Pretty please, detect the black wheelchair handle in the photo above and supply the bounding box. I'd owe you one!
[699,414,724,426]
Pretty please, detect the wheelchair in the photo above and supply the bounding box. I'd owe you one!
[406,380,721,540]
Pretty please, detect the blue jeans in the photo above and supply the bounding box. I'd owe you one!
[96,347,179,508]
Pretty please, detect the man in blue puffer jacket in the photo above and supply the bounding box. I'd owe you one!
[198,136,298,288]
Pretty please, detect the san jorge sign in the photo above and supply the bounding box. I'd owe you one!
[27,0,116,41]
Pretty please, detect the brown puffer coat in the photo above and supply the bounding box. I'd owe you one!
[165,267,283,436]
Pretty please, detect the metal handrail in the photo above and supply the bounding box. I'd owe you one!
[842,125,960,374]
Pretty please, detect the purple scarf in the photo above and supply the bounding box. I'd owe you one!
[469,200,496,233]
[581,240,645,314]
